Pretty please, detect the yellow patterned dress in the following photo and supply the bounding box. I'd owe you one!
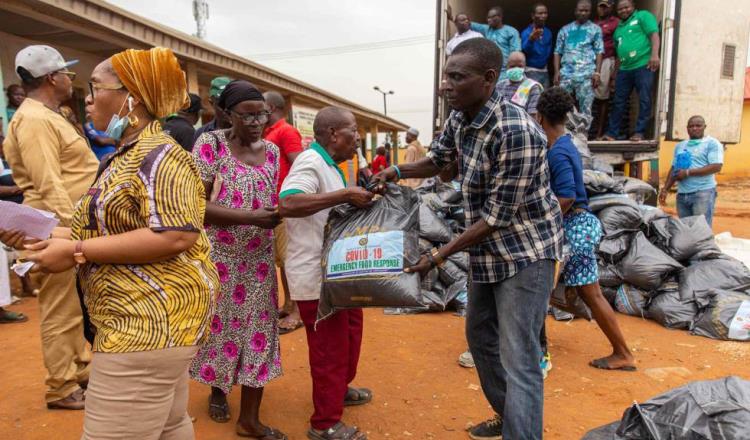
[71,121,218,353]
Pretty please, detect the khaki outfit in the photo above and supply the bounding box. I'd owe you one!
[3,97,98,402]
[403,140,427,188]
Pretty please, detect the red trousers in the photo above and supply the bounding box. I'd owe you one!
[297,300,363,430]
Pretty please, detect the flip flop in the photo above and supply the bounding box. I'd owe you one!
[590,358,636,372]
[0,311,28,324]
[278,317,303,335]
[344,387,372,406]
[307,422,367,440]
[208,395,231,423]
[237,424,288,439]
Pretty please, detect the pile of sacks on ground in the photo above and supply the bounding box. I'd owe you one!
[555,161,750,342]
[384,179,470,316]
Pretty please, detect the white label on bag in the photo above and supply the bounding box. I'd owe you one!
[728,300,750,340]
[327,231,404,279]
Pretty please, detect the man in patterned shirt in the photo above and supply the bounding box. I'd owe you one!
[374,38,563,440]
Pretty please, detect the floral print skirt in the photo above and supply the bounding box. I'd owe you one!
[562,210,603,287]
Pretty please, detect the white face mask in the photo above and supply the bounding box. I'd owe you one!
[104,93,132,141]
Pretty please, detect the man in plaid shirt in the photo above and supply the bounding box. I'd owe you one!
[375,38,563,440]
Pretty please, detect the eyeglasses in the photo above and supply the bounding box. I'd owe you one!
[88,81,124,99]
[230,110,270,124]
[56,70,77,81]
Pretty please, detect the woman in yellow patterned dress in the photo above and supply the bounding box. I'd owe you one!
[13,47,218,439]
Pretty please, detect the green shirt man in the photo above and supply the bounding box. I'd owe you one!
[614,8,659,70]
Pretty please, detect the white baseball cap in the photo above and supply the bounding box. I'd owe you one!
[15,45,78,79]
[407,127,419,136]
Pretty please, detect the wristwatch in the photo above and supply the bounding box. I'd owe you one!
[430,247,446,268]
[73,241,87,265]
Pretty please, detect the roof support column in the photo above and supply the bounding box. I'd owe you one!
[369,124,379,163]
[185,62,199,94]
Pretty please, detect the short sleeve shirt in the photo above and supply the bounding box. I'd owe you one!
[555,20,604,79]
[470,22,522,70]
[263,118,303,193]
[71,121,219,353]
[596,15,620,59]
[614,10,659,71]
[446,29,484,56]
[279,142,347,301]
[672,136,724,194]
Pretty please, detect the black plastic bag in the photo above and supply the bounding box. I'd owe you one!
[618,177,656,202]
[646,280,707,330]
[598,232,634,265]
[646,216,671,253]
[591,157,614,175]
[421,267,440,292]
[437,260,466,287]
[589,194,639,213]
[614,284,649,317]
[418,238,433,254]
[691,289,750,340]
[583,170,618,195]
[615,376,750,439]
[667,215,721,262]
[601,286,618,305]
[639,205,669,225]
[549,283,592,320]
[419,203,453,243]
[318,184,422,321]
[678,256,750,300]
[448,251,470,272]
[598,205,642,235]
[599,262,624,287]
[615,232,683,291]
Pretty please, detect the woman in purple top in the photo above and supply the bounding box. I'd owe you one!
[538,86,636,372]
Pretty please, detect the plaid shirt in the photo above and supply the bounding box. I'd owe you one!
[429,90,563,283]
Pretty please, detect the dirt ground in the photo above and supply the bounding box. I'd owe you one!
[1,210,749,440]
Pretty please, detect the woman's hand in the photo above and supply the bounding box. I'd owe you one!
[26,238,77,273]
[0,229,39,250]
[209,176,223,202]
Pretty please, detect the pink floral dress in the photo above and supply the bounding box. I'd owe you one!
[189,130,281,392]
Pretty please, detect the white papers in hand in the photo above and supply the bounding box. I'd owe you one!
[0,201,59,239]
[11,261,34,276]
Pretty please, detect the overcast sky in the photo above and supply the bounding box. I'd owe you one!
[107,0,437,145]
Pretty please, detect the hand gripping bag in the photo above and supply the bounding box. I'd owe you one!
[318,184,422,322]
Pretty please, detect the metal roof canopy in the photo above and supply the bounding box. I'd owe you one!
[0,0,408,132]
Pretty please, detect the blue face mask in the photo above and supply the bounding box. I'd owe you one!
[105,94,132,141]
[506,67,525,82]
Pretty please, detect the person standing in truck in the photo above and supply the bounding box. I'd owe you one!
[462,6,521,76]
[554,0,604,119]
[593,0,620,139]
[495,52,543,117]
[521,3,554,88]
[602,0,660,141]
[446,13,484,56]
[659,116,723,227]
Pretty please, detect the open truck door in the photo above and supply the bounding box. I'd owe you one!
[665,0,749,143]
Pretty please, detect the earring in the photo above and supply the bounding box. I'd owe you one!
[127,114,139,127]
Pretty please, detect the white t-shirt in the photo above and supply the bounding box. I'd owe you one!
[446,29,484,55]
[279,143,347,301]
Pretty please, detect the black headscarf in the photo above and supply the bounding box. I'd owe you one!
[218,79,264,111]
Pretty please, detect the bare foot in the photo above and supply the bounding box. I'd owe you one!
[278,308,302,335]
[629,133,645,141]
[590,353,636,371]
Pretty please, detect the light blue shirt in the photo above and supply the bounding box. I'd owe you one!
[554,20,604,79]
[672,136,724,194]
[470,22,522,70]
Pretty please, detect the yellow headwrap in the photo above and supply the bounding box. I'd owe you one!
[110,47,189,119]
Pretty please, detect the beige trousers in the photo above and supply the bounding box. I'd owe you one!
[82,345,199,440]
[38,268,91,402]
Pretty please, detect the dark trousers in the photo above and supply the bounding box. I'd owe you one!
[298,300,364,430]
[606,66,655,138]
[466,259,556,440]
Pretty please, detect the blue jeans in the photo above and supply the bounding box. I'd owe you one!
[466,259,556,440]
[605,66,655,138]
[676,188,717,227]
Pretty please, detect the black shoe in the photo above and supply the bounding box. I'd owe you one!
[468,414,503,439]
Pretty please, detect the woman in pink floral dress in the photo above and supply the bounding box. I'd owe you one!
[189,81,286,439]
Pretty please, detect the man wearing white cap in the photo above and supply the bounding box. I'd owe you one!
[402,127,426,188]
[3,45,98,410]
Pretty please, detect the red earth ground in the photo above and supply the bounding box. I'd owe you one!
[1,208,748,440]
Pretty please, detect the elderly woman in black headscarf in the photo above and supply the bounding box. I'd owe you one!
[189,80,286,439]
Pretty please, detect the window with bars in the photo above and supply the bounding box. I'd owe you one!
[721,43,736,79]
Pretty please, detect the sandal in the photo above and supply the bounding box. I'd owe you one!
[278,316,303,335]
[600,135,616,141]
[0,310,28,324]
[344,387,372,406]
[590,357,637,372]
[629,133,645,141]
[208,394,231,423]
[237,424,288,439]
[308,422,367,440]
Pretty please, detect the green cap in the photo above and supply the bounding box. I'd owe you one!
[209,76,232,99]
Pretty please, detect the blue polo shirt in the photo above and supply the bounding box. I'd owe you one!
[546,134,589,210]
[521,25,554,69]
[672,136,724,194]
